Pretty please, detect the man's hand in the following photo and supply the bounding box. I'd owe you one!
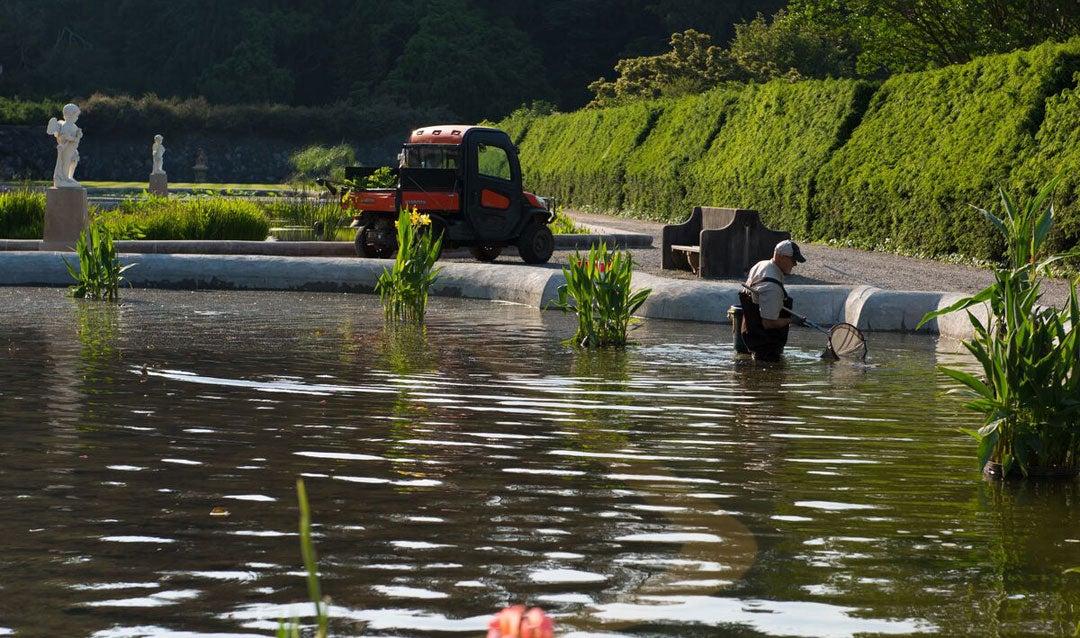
[792,316,807,327]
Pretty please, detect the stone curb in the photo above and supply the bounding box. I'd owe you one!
[0,251,982,339]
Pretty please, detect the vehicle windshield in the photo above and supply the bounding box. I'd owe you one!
[400,144,461,170]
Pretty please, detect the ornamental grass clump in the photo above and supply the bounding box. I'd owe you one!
[374,207,443,324]
[64,225,135,302]
[0,185,45,239]
[920,178,1080,477]
[550,241,651,347]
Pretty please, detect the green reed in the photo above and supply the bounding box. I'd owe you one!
[64,225,134,302]
[921,178,1080,476]
[549,241,651,347]
[97,194,271,240]
[374,207,443,324]
[0,185,45,238]
[278,478,329,638]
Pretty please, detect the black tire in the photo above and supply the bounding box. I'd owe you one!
[468,245,502,262]
[517,222,554,264]
[354,222,395,258]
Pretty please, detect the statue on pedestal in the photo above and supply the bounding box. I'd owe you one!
[46,103,83,188]
[151,134,166,175]
[192,147,208,182]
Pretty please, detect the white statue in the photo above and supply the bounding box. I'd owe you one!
[46,103,83,188]
[151,134,166,175]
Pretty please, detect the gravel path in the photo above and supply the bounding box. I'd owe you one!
[564,210,1077,306]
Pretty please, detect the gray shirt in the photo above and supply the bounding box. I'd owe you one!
[744,260,786,320]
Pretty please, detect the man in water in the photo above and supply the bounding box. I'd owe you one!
[739,239,807,361]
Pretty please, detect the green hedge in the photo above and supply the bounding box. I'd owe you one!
[1013,64,1080,254]
[516,101,662,213]
[2,94,451,142]
[811,39,1080,259]
[621,88,740,222]
[506,38,1080,264]
[686,79,874,235]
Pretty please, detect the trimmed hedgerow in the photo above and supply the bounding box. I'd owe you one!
[621,87,741,222]
[1013,64,1080,256]
[0,97,64,126]
[507,39,1080,265]
[515,101,662,213]
[2,93,452,142]
[811,39,1080,260]
[685,79,875,237]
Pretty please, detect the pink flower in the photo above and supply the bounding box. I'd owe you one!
[487,605,555,638]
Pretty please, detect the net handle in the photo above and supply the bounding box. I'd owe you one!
[783,306,867,361]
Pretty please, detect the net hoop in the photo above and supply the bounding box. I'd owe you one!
[827,323,867,360]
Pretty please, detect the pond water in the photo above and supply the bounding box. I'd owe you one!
[0,288,1077,638]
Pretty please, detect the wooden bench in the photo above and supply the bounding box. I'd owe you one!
[661,207,790,279]
[669,244,701,273]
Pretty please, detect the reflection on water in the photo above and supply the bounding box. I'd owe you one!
[0,288,1077,637]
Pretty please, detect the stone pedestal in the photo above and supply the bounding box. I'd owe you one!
[42,187,88,252]
[149,173,168,197]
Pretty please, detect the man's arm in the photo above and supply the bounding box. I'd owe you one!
[756,284,795,329]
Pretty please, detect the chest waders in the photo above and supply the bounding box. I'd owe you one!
[738,276,793,362]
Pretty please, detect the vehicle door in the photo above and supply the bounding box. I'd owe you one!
[464,130,522,241]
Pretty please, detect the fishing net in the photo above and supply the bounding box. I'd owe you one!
[826,323,867,360]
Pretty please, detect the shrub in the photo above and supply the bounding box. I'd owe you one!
[289,144,357,184]
[0,97,64,125]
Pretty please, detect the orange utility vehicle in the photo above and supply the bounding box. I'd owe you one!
[328,124,555,264]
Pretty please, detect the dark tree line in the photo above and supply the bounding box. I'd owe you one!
[0,0,784,121]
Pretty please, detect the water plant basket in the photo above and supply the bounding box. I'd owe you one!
[983,462,1080,480]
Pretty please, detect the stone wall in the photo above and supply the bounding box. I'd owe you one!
[0,125,399,184]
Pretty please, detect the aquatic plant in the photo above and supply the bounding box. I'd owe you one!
[550,241,651,347]
[374,207,443,324]
[920,178,1080,477]
[64,224,134,302]
[278,478,329,638]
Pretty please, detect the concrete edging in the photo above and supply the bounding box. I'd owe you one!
[0,251,981,339]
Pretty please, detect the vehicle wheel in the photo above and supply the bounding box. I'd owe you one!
[517,223,554,264]
[469,245,502,262]
[354,222,396,258]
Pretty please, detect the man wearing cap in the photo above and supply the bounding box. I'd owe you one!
[738,239,807,361]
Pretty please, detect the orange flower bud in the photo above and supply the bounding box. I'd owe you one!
[487,605,554,638]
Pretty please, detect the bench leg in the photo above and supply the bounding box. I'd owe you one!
[685,252,699,274]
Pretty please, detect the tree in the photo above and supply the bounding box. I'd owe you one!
[727,9,857,81]
[382,0,554,121]
[785,0,1080,75]
[588,30,734,108]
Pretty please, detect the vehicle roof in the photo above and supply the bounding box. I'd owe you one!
[408,125,502,145]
